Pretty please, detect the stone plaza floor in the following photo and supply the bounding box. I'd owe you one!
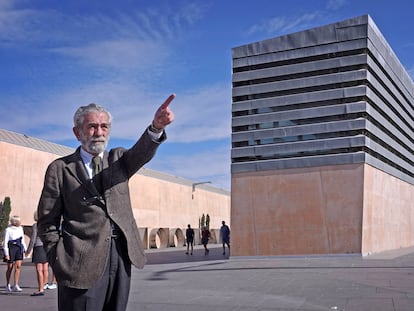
[1,245,414,310]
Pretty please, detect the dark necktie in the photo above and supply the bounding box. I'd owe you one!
[92,156,103,194]
[92,156,102,176]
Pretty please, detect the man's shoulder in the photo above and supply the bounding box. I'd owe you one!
[51,148,79,164]
[108,147,128,158]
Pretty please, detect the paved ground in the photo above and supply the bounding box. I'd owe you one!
[1,245,414,310]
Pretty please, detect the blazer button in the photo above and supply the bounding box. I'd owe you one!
[105,237,110,241]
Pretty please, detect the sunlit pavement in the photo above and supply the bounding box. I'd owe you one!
[2,245,414,311]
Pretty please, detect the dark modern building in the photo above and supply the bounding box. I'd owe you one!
[231,15,413,257]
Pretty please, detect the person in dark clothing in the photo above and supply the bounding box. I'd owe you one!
[201,227,211,255]
[185,224,194,255]
[220,221,231,255]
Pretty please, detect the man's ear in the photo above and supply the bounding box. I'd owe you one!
[73,127,81,141]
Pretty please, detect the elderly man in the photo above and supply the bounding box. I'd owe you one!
[37,94,175,311]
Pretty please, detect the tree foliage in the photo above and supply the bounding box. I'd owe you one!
[0,196,12,246]
[199,213,210,230]
[206,214,210,230]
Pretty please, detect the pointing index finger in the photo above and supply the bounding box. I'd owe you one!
[160,93,176,109]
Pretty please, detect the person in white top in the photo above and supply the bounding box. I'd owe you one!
[3,215,27,292]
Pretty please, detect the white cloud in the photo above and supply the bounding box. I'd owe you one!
[149,143,231,191]
[166,84,232,143]
[50,39,169,71]
[326,0,347,10]
[0,2,206,47]
[0,1,216,141]
[247,12,321,36]
[0,1,232,191]
[246,0,348,38]
[0,79,231,143]
[0,0,15,10]
[0,7,42,44]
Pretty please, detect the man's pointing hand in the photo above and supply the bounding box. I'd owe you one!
[152,93,175,130]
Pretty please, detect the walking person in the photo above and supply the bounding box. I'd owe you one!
[220,220,231,255]
[185,224,194,255]
[201,226,211,255]
[37,94,175,311]
[26,211,56,296]
[3,215,27,292]
[45,273,57,290]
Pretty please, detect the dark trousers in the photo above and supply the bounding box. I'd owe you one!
[57,237,131,311]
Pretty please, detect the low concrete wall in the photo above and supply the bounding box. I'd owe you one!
[362,164,414,255]
[0,141,231,247]
[231,163,413,257]
[147,227,220,249]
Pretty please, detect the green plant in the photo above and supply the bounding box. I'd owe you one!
[206,214,210,230]
[0,196,12,249]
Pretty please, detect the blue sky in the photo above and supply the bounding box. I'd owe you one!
[1,0,413,191]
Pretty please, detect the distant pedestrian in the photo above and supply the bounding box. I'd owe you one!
[26,211,56,296]
[3,215,27,292]
[220,221,230,255]
[201,227,211,255]
[185,224,194,255]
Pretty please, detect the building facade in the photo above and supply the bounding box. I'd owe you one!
[231,15,413,257]
[0,129,230,249]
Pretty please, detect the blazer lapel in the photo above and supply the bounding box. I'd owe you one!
[101,151,111,198]
[65,148,100,197]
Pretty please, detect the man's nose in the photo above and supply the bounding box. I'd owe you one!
[95,125,105,136]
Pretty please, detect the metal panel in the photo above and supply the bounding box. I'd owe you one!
[232,70,368,97]
[232,86,367,112]
[233,55,367,83]
[231,14,414,185]
[231,152,367,172]
[233,39,368,68]
[232,119,367,143]
[232,102,367,127]
[232,15,370,58]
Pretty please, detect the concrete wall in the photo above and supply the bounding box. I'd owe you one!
[231,163,414,257]
[231,164,364,256]
[362,165,414,255]
[130,173,230,248]
[0,141,230,249]
[0,141,57,220]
